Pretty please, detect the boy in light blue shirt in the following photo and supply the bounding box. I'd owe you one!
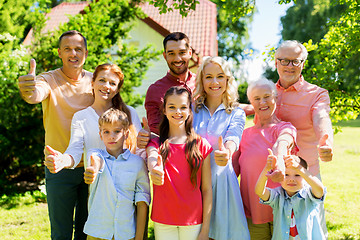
[83,108,150,240]
[255,149,326,240]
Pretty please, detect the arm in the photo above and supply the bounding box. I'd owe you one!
[146,145,164,185]
[214,136,236,167]
[284,155,324,199]
[135,201,147,240]
[144,86,162,135]
[272,133,294,173]
[255,149,274,201]
[198,154,212,240]
[239,103,254,116]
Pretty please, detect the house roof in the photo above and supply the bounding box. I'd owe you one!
[23,0,218,57]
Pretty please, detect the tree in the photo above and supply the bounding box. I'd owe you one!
[0,0,159,193]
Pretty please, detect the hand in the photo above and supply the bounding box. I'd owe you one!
[44,145,67,173]
[266,149,284,182]
[150,154,164,185]
[214,136,230,166]
[137,117,151,149]
[318,134,333,162]
[84,155,101,184]
[284,154,301,171]
[18,59,37,98]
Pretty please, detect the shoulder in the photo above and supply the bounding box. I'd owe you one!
[198,137,213,152]
[73,107,94,119]
[302,79,328,94]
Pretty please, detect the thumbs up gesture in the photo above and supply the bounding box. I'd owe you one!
[137,117,151,149]
[44,145,69,173]
[84,155,102,184]
[318,134,333,162]
[214,136,230,166]
[150,154,164,185]
[18,59,37,98]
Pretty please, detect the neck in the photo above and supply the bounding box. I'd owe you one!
[170,70,189,83]
[61,66,84,81]
[205,96,222,115]
[279,76,300,89]
[107,146,124,159]
[258,114,280,128]
[168,124,187,143]
[91,99,113,116]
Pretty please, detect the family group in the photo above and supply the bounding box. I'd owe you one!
[18,30,333,240]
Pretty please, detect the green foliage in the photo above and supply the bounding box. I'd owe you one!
[149,0,199,17]
[237,81,249,104]
[0,0,159,194]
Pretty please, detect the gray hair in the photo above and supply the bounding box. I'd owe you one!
[247,78,277,100]
[275,40,308,61]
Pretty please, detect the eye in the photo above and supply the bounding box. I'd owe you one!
[217,74,225,79]
[75,48,82,52]
[103,130,109,134]
[181,106,188,110]
[115,130,121,133]
[285,174,289,176]
[205,75,213,79]
[295,174,301,177]
[179,51,186,55]
[110,82,117,86]
[168,106,175,109]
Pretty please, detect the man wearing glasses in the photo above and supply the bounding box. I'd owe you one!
[274,40,333,238]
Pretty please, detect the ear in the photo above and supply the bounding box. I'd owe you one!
[124,129,129,139]
[99,130,103,141]
[188,47,193,56]
[58,48,61,58]
[163,51,166,60]
[85,49,88,59]
[275,59,278,69]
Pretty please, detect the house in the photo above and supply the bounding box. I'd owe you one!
[24,0,218,117]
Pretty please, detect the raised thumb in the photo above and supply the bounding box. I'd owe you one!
[267,148,274,156]
[157,154,162,167]
[319,134,329,147]
[90,155,96,167]
[218,136,224,151]
[45,145,56,155]
[29,59,36,75]
[142,117,150,132]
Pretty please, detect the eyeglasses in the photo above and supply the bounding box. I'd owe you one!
[277,58,304,67]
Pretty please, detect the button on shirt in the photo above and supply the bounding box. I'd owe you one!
[145,71,196,134]
[84,149,150,240]
[261,185,326,240]
[275,76,331,175]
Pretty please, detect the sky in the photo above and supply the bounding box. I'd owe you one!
[241,0,293,82]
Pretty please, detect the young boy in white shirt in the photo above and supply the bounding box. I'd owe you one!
[255,149,326,240]
[83,108,150,240]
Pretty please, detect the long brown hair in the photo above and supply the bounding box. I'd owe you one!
[92,63,136,153]
[159,86,203,186]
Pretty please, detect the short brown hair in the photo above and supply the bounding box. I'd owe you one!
[98,108,129,130]
[59,30,87,49]
[163,32,190,51]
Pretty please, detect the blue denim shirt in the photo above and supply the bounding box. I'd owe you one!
[261,185,326,240]
[84,149,150,240]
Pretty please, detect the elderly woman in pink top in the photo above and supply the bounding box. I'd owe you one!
[235,79,297,239]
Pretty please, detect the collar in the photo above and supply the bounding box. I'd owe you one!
[276,75,305,92]
[166,70,194,84]
[201,102,226,114]
[103,148,131,161]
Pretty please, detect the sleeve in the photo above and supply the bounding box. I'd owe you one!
[134,158,151,206]
[147,137,160,150]
[199,137,213,160]
[128,105,142,133]
[224,107,246,151]
[260,187,280,208]
[145,85,162,135]
[64,113,86,169]
[306,185,326,205]
[277,121,298,153]
[311,88,331,118]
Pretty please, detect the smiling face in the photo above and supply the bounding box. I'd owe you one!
[164,92,190,128]
[281,168,304,197]
[163,39,192,77]
[275,46,305,88]
[202,62,227,100]
[99,122,128,157]
[92,69,120,103]
[248,84,276,122]
[58,34,88,71]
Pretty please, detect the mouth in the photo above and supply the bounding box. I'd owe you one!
[99,90,109,95]
[209,86,221,91]
[172,61,185,68]
[108,142,117,145]
[172,115,183,120]
[69,59,79,64]
[287,183,297,187]
[259,106,269,111]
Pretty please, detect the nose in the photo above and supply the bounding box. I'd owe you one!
[174,53,181,61]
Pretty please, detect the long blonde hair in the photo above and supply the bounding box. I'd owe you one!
[194,56,239,113]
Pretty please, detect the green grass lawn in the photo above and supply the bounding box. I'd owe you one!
[1,119,359,240]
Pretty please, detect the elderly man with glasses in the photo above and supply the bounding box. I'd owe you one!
[274,40,333,238]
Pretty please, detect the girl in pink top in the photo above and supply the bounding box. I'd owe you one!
[147,86,213,240]
[235,79,297,239]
